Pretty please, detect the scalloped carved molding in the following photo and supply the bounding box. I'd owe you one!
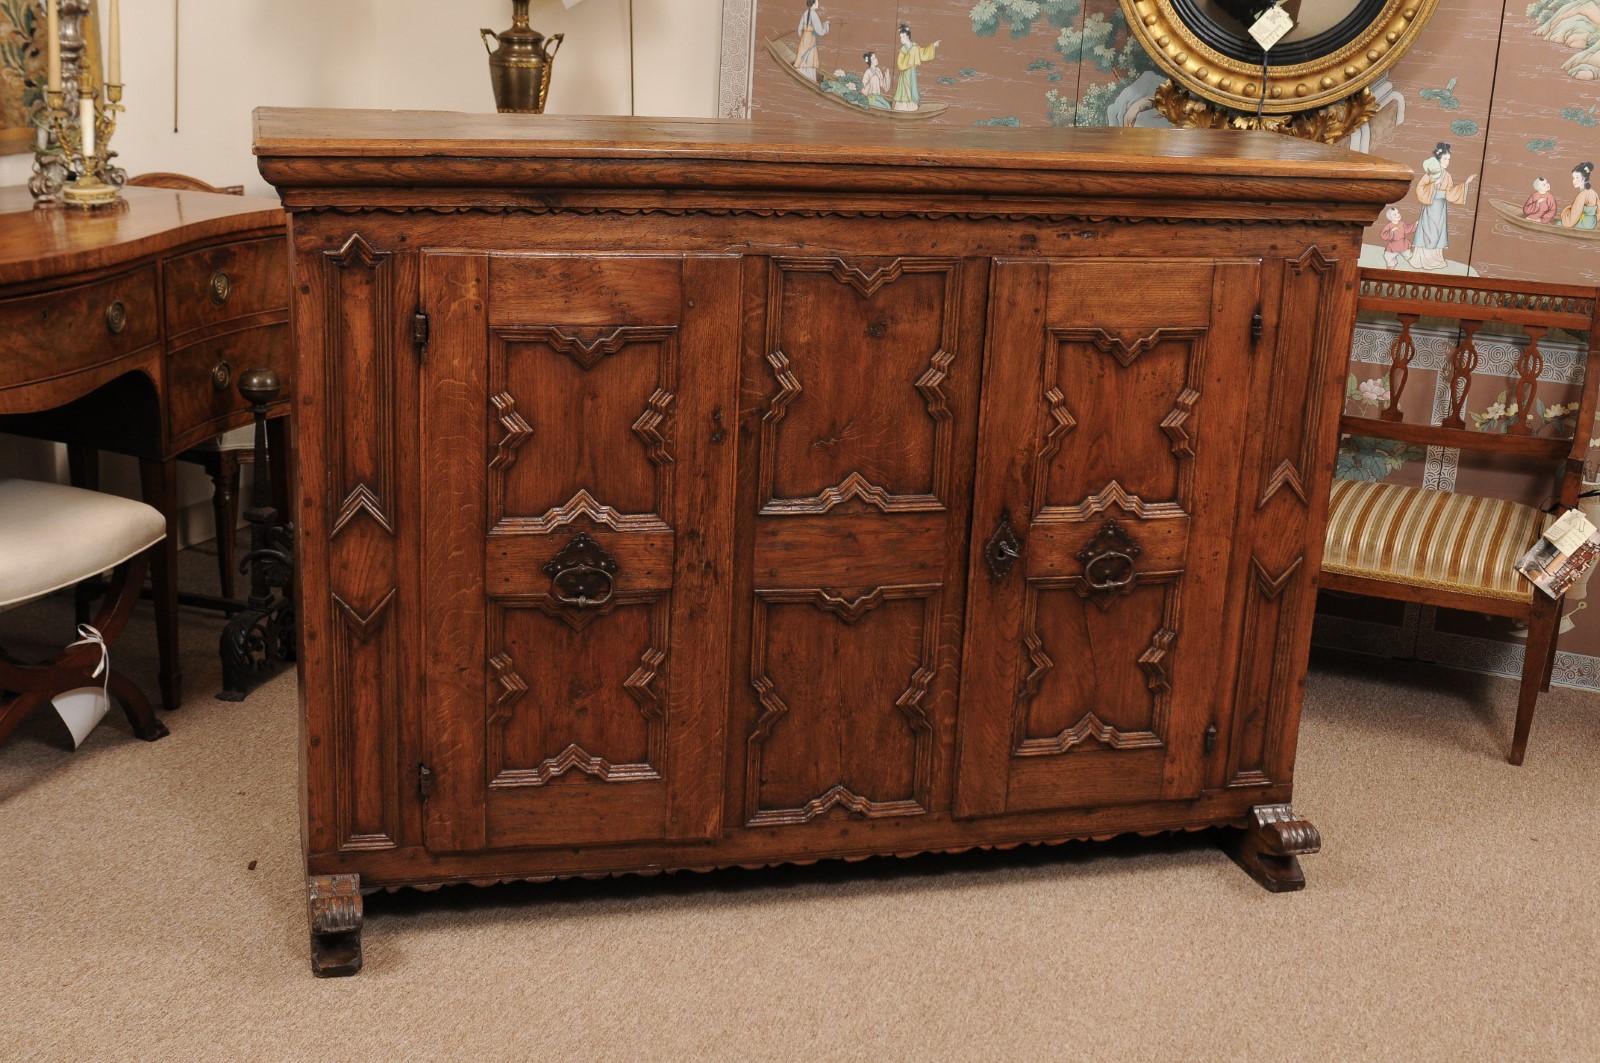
[1160,387,1201,459]
[631,388,675,466]
[515,324,678,371]
[293,203,1332,227]
[1042,479,1187,523]
[497,489,671,535]
[489,392,533,471]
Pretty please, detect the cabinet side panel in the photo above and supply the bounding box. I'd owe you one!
[314,231,409,854]
[1225,242,1356,789]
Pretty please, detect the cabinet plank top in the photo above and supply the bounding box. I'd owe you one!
[0,185,284,287]
[253,107,1405,177]
[254,108,1411,206]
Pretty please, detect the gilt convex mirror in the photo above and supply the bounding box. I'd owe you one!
[1121,0,1439,141]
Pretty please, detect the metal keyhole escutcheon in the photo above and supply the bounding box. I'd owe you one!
[984,510,1023,580]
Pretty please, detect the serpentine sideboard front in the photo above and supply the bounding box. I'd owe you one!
[255,108,1410,976]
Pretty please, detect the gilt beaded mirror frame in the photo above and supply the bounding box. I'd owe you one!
[1121,0,1439,139]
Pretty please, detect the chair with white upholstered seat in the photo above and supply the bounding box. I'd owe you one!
[0,479,170,747]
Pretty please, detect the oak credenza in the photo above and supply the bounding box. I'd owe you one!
[255,108,1410,975]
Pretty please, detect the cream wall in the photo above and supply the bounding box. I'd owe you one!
[1,0,725,534]
[1,0,725,193]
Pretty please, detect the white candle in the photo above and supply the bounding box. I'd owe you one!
[46,0,61,94]
[107,0,121,86]
[79,92,95,157]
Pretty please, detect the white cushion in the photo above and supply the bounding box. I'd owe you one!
[0,479,166,609]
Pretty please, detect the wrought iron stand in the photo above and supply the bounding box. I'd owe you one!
[217,368,296,700]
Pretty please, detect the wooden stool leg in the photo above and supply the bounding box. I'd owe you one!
[139,458,183,710]
[106,669,169,742]
[1512,600,1561,765]
[209,452,240,599]
[0,689,49,749]
[67,445,100,625]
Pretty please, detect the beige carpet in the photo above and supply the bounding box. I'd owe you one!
[3,547,1597,1062]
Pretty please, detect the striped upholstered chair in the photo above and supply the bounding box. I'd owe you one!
[1323,270,1600,765]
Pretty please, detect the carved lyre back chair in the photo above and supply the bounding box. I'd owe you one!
[1322,269,1600,764]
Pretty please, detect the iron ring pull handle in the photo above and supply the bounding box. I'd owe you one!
[1082,550,1137,592]
[549,564,615,608]
[542,532,619,609]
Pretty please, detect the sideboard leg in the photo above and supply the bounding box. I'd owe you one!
[307,873,363,977]
[1222,803,1321,893]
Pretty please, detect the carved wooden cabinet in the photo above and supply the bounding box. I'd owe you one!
[255,109,1409,975]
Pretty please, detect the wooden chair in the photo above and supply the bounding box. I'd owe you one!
[0,479,169,747]
[1322,269,1600,764]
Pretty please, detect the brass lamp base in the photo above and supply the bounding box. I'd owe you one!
[63,176,123,210]
[1152,81,1379,145]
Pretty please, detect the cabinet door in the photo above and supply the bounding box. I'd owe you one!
[955,258,1260,818]
[420,252,739,852]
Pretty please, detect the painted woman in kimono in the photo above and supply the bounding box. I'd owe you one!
[1560,161,1598,229]
[793,1,829,83]
[1410,143,1475,271]
[892,24,941,112]
[861,51,892,109]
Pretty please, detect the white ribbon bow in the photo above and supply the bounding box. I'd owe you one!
[65,623,110,700]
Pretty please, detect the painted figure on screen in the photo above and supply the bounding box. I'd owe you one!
[1379,205,1416,268]
[1410,142,1476,270]
[861,50,891,109]
[1561,161,1598,228]
[794,0,829,82]
[893,24,940,112]
[1524,176,1559,223]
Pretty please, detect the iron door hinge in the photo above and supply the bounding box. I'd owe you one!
[413,310,430,359]
[1250,309,1264,344]
[417,762,435,802]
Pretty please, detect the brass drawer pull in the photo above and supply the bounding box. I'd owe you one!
[209,270,232,305]
[211,359,233,393]
[105,300,127,335]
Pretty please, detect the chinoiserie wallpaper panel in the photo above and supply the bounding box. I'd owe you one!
[745,1,1600,686]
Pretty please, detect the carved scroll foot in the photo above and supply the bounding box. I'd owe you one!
[307,873,363,977]
[1222,803,1321,893]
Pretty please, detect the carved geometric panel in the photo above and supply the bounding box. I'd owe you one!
[323,233,396,538]
[1037,326,1207,516]
[330,587,399,851]
[746,585,938,825]
[485,599,668,788]
[491,325,678,526]
[1256,247,1335,511]
[1012,579,1178,756]
[759,257,960,514]
[1227,555,1306,788]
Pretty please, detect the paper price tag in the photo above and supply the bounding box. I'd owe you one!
[1545,508,1597,555]
[1250,4,1294,52]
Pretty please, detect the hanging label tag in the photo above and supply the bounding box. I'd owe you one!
[1250,5,1294,52]
[1517,509,1600,599]
[1545,508,1597,555]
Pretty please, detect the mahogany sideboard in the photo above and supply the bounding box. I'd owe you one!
[255,108,1410,975]
[0,185,291,708]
